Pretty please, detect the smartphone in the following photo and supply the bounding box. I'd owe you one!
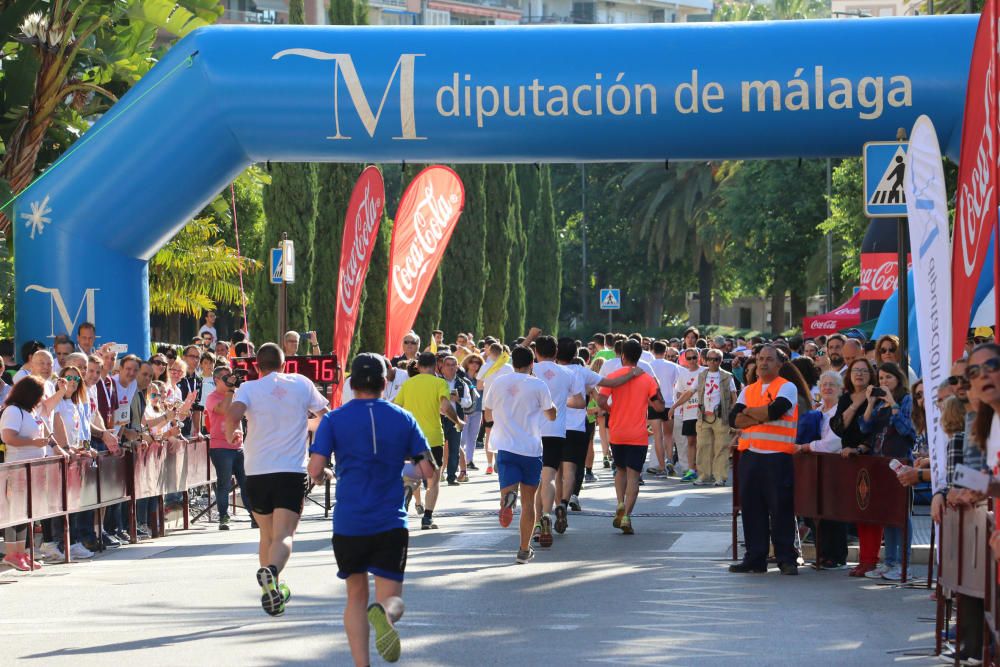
[870,387,886,398]
[112,343,128,355]
[954,464,990,493]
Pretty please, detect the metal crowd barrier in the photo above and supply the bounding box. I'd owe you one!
[937,503,993,664]
[732,448,912,581]
[0,437,216,570]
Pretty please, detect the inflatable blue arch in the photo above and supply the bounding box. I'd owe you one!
[11,15,979,356]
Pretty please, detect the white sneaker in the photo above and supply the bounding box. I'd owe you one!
[38,541,65,561]
[882,566,903,581]
[69,542,94,560]
[864,563,890,579]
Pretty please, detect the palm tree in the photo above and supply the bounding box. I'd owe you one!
[0,0,222,233]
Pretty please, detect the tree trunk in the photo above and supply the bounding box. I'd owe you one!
[770,273,786,335]
[789,287,807,330]
[644,281,665,329]
[698,250,713,326]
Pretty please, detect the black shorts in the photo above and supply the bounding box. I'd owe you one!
[682,419,698,437]
[563,429,589,467]
[585,420,596,443]
[430,446,444,468]
[542,436,565,470]
[647,407,669,421]
[245,472,308,515]
[332,528,409,582]
[611,444,649,472]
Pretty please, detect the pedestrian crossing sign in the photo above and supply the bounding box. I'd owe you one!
[600,288,620,310]
[270,247,283,284]
[863,141,909,218]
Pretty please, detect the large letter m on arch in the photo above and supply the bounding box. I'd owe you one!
[272,50,424,141]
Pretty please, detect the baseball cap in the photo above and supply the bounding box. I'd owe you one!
[974,326,994,338]
[351,353,387,382]
[844,328,867,343]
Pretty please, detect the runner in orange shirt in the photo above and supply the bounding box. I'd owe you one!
[598,339,664,535]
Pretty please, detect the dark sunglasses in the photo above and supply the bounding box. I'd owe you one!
[63,375,81,382]
[707,356,722,362]
[966,357,1000,381]
[947,375,966,385]
[404,341,418,345]
[880,346,897,354]
[915,392,924,401]
[152,360,166,366]
[685,355,698,360]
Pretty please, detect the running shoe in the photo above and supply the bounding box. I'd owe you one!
[655,468,671,478]
[692,477,711,486]
[457,472,469,483]
[516,547,535,564]
[602,455,611,469]
[538,515,554,548]
[499,490,517,528]
[486,466,494,475]
[864,563,890,579]
[665,462,676,476]
[38,541,64,562]
[714,479,727,487]
[531,522,541,543]
[256,567,285,616]
[219,515,231,531]
[279,582,291,603]
[680,470,697,482]
[613,504,625,529]
[421,516,438,530]
[69,542,94,560]
[467,462,479,471]
[367,602,401,663]
[554,505,568,534]
[620,516,634,535]
[646,466,664,475]
[584,471,597,484]
[3,553,31,571]
[137,525,152,540]
[414,503,424,517]
[882,566,904,581]
[568,495,582,512]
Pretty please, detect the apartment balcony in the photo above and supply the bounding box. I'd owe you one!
[219,8,284,23]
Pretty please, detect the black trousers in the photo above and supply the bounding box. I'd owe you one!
[738,450,796,568]
[816,520,848,565]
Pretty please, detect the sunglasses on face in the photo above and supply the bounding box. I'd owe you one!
[915,393,924,401]
[880,346,897,354]
[966,356,1000,381]
[404,341,417,345]
[947,375,967,385]
[150,393,160,399]
[686,355,698,361]
[63,375,81,382]
[152,361,166,366]
[707,357,722,362]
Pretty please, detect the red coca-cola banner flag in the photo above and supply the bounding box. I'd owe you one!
[384,166,465,358]
[332,166,385,407]
[952,0,998,361]
[802,290,862,337]
[860,252,912,301]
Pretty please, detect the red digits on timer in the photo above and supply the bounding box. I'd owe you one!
[320,357,335,382]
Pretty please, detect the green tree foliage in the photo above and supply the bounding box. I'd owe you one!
[506,166,526,340]
[712,159,827,333]
[149,217,260,317]
[819,157,866,292]
[440,164,486,339]
[258,162,318,342]
[412,271,442,343]
[525,165,561,333]
[482,165,513,339]
[357,215,392,354]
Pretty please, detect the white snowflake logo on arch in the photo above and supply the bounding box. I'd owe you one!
[21,195,52,240]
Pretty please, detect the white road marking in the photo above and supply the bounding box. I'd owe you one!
[666,532,731,554]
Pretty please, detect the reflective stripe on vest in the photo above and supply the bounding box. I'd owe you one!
[737,376,798,454]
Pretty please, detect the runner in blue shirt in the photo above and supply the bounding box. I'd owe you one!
[309,353,436,666]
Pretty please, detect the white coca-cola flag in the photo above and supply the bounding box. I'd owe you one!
[904,114,952,493]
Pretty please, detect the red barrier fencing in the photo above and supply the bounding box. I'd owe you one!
[732,448,912,580]
[0,437,216,569]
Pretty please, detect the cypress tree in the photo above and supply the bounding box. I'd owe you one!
[255,0,318,344]
[505,165,526,341]
[526,165,561,333]
[481,165,512,340]
[440,164,486,339]
[312,0,368,353]
[412,270,442,343]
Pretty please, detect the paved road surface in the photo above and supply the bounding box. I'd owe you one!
[3,457,941,665]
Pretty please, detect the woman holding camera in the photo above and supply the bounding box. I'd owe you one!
[858,362,915,581]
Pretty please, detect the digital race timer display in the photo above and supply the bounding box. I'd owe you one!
[232,355,340,384]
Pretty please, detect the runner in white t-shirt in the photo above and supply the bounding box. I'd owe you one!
[648,341,681,477]
[671,348,705,481]
[478,343,514,475]
[483,347,556,564]
[531,337,585,547]
[225,343,330,617]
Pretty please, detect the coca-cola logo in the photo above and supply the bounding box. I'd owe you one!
[860,253,911,298]
[339,182,382,316]
[832,306,860,317]
[956,53,995,278]
[392,184,461,305]
[811,319,838,330]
